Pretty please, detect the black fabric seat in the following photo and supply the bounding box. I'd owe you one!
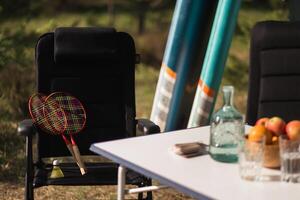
[246,21,300,125]
[18,27,160,200]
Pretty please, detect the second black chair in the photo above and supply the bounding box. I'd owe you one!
[246,21,300,125]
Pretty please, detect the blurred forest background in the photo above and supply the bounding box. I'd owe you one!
[0,0,288,199]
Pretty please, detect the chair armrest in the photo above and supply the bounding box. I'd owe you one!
[18,119,35,137]
[137,119,160,135]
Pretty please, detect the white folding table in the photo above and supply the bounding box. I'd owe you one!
[90,126,300,200]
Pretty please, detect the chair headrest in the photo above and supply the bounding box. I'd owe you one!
[252,21,300,50]
[54,27,117,64]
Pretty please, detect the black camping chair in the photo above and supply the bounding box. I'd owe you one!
[246,21,300,125]
[18,27,160,200]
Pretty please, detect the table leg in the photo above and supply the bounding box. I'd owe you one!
[117,165,126,200]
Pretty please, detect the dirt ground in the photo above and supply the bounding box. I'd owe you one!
[0,182,194,200]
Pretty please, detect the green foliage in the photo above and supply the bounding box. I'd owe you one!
[224,55,249,91]
[0,34,13,69]
[268,0,287,9]
[136,31,167,66]
[135,64,159,118]
[0,25,36,120]
[0,122,25,181]
[0,0,32,17]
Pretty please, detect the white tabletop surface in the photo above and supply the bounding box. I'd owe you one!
[90,126,300,200]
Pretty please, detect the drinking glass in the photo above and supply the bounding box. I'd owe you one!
[238,138,264,181]
[279,135,300,183]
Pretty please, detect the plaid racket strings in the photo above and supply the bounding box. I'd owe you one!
[43,97,67,134]
[49,93,86,134]
[28,93,59,134]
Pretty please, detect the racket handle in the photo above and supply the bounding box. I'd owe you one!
[62,135,77,163]
[72,144,87,175]
[66,144,78,162]
[66,142,84,174]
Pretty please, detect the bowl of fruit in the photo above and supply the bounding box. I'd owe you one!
[248,117,288,168]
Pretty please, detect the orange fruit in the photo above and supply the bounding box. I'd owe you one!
[248,125,273,144]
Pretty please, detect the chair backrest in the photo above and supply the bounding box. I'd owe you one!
[35,27,137,159]
[246,21,300,125]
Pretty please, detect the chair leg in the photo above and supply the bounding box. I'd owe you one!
[145,178,153,200]
[25,173,34,200]
[25,134,34,200]
[135,177,154,200]
[137,178,153,200]
[138,192,143,200]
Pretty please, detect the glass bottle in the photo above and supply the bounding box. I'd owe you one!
[209,85,244,163]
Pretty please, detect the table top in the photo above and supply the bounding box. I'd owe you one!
[90,126,300,200]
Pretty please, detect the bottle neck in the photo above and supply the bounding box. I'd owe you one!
[223,86,234,107]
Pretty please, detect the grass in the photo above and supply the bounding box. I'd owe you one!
[0,122,24,182]
[0,2,289,199]
[135,64,159,118]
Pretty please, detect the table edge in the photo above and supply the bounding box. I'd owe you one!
[90,144,212,200]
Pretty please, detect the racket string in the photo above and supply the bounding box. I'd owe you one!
[32,92,86,136]
[29,94,58,135]
[43,98,66,133]
[48,93,86,135]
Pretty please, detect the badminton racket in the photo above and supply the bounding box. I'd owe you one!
[28,93,77,172]
[45,92,87,175]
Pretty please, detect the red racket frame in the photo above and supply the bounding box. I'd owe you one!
[45,92,87,175]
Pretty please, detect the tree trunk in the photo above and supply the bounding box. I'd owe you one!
[107,0,115,26]
[137,1,149,35]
